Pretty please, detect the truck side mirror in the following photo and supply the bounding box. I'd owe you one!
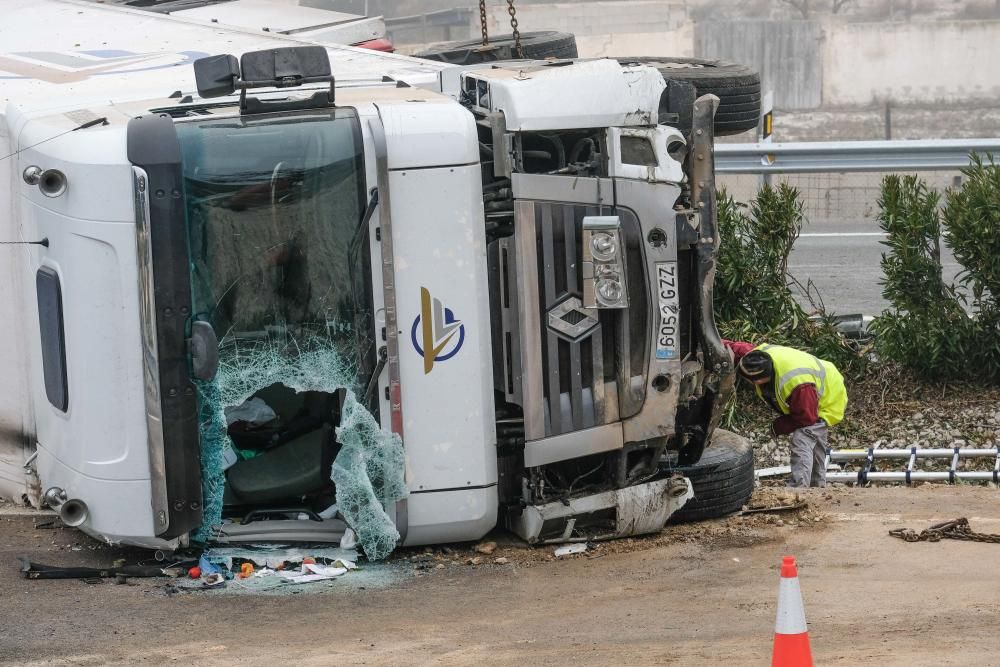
[194,54,240,98]
[189,321,220,380]
[240,46,331,87]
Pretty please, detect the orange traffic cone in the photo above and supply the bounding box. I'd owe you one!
[772,556,813,667]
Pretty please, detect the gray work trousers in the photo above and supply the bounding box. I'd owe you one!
[788,421,829,488]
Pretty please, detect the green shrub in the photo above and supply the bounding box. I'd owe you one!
[715,184,866,376]
[943,155,1000,382]
[871,156,1000,384]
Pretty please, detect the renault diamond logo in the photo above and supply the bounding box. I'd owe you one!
[547,297,599,341]
[411,287,465,374]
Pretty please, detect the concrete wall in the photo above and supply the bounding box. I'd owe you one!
[486,1,686,37]
[696,20,823,110]
[823,20,1000,106]
[575,25,694,58]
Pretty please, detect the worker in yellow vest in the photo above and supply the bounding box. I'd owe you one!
[724,340,848,487]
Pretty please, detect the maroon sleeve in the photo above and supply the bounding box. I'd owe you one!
[722,339,756,365]
[772,384,819,435]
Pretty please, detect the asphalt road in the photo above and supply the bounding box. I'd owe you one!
[788,221,962,316]
[4,486,999,666]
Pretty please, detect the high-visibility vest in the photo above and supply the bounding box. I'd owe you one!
[753,344,847,427]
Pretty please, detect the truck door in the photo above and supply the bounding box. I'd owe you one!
[128,115,203,539]
[129,108,375,539]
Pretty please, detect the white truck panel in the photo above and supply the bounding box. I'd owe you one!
[171,0,380,37]
[375,96,496,512]
[377,99,480,171]
[37,448,163,544]
[403,488,497,546]
[172,1,387,47]
[388,164,497,494]
[0,116,35,504]
[21,186,151,482]
[0,0,445,119]
[464,59,664,131]
[17,123,135,223]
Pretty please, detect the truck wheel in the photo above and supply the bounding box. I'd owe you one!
[615,57,761,136]
[665,429,755,523]
[414,31,578,65]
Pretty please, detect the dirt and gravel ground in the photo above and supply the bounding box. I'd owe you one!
[2,484,999,666]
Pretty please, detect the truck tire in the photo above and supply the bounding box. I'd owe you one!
[615,57,761,136]
[665,429,755,523]
[414,31,578,65]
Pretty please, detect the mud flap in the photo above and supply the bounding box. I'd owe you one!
[512,475,693,544]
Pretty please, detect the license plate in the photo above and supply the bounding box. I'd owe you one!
[655,262,679,360]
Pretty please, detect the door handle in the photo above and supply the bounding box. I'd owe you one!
[189,320,219,380]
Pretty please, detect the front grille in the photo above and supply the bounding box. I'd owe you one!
[488,201,648,441]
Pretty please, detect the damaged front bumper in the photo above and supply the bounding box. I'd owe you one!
[511,474,692,544]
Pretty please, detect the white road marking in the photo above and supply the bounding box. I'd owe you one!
[799,232,886,238]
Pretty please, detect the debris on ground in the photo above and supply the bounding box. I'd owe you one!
[889,517,1000,544]
[381,487,830,572]
[17,558,174,580]
[741,492,806,515]
[17,541,365,593]
[553,544,589,558]
[474,541,497,555]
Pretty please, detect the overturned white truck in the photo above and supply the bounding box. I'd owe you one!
[0,0,759,556]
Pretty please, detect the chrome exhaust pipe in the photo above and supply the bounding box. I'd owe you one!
[43,487,89,527]
[38,169,68,198]
[59,499,89,527]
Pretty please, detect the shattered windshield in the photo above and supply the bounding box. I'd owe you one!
[175,110,404,554]
[176,109,371,372]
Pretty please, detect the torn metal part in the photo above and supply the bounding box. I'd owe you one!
[512,475,693,544]
[554,543,588,558]
[18,557,176,580]
[741,501,807,515]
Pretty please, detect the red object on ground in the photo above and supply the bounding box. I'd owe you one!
[239,563,255,579]
[356,38,395,52]
[188,566,201,579]
[772,556,814,667]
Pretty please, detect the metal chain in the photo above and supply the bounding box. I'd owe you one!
[889,518,1000,544]
[479,0,489,46]
[507,0,524,58]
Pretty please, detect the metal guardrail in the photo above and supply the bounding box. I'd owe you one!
[715,138,1000,174]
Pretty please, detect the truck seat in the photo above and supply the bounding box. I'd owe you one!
[226,423,334,504]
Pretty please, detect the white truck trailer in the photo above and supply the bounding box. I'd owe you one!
[0,0,757,556]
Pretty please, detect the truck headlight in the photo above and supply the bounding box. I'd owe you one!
[582,216,628,310]
[591,233,617,262]
[596,278,624,306]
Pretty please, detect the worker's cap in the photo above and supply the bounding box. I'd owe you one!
[736,351,773,381]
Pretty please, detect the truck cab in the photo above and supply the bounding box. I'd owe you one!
[1,5,735,555]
